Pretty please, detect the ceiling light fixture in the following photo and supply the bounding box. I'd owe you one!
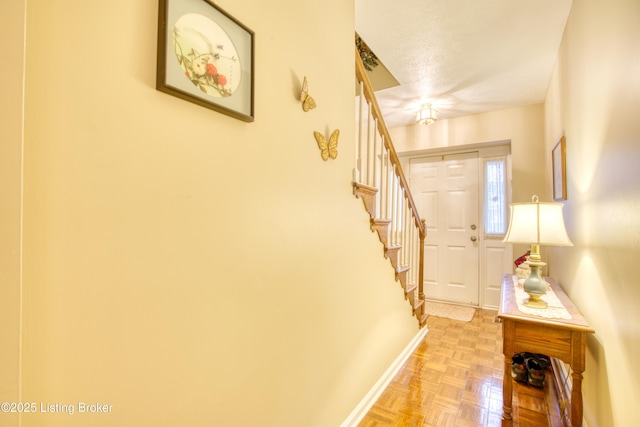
[416,103,437,125]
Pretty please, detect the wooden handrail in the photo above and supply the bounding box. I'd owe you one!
[355,47,425,237]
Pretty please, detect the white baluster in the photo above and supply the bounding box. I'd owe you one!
[356,81,365,183]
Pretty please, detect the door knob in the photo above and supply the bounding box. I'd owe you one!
[470,236,478,242]
[471,224,477,230]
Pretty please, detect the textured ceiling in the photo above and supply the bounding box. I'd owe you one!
[355,0,572,128]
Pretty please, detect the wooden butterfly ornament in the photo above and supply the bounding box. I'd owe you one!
[313,129,339,161]
[300,76,316,112]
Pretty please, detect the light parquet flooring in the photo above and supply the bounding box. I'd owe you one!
[358,309,559,427]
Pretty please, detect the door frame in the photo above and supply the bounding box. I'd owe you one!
[399,140,513,308]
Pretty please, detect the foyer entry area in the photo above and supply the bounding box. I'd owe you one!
[358,309,561,427]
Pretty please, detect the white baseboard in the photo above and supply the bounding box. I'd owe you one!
[340,326,429,427]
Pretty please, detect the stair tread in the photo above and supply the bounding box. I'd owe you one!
[371,218,391,225]
[352,181,378,193]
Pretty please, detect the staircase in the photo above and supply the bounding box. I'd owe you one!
[353,48,428,328]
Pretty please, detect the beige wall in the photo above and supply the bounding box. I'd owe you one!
[12,1,419,426]
[0,2,25,427]
[544,0,640,425]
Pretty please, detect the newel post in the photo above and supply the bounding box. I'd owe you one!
[418,219,426,301]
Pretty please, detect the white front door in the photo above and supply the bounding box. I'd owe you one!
[409,152,479,305]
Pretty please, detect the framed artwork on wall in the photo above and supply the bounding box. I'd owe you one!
[552,136,567,201]
[156,0,255,122]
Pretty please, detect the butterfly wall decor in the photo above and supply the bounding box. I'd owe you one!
[300,76,316,112]
[313,129,339,161]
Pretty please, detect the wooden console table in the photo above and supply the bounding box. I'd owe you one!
[498,274,594,426]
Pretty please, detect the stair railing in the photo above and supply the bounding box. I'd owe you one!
[353,48,427,326]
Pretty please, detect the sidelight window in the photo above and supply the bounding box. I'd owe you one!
[484,159,507,235]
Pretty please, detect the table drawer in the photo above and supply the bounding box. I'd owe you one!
[512,322,572,360]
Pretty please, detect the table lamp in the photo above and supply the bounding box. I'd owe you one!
[502,195,573,308]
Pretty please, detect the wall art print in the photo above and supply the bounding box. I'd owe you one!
[552,135,567,201]
[157,0,254,122]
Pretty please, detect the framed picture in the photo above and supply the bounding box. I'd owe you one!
[552,136,567,201]
[157,0,254,122]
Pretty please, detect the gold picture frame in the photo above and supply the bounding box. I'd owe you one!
[552,136,567,201]
[156,0,255,122]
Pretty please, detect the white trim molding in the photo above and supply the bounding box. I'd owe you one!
[340,326,429,427]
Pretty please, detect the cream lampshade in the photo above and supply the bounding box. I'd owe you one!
[503,195,573,308]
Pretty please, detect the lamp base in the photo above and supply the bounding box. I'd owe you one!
[523,292,548,309]
[522,261,548,309]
